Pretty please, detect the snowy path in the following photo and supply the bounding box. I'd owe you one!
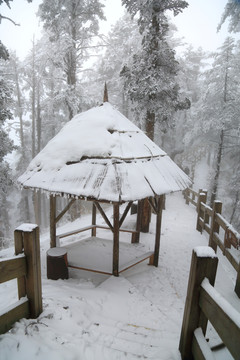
[0,193,239,360]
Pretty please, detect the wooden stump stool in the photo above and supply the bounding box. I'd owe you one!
[47,247,69,280]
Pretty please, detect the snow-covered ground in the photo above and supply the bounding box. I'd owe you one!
[0,192,239,360]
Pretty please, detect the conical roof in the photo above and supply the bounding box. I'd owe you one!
[18,102,191,202]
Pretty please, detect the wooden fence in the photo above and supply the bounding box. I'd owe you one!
[183,188,240,298]
[179,247,240,360]
[0,224,42,334]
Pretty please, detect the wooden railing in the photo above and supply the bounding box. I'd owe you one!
[179,247,240,360]
[0,224,42,334]
[183,188,240,298]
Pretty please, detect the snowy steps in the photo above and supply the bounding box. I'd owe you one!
[82,317,163,358]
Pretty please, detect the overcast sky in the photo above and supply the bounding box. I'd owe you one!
[0,0,239,60]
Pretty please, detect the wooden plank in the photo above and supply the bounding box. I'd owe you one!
[68,264,112,276]
[192,328,215,360]
[113,203,119,276]
[58,225,96,239]
[96,225,138,234]
[200,282,240,360]
[179,249,218,360]
[204,223,211,235]
[0,256,26,284]
[224,248,239,271]
[215,213,228,231]
[205,206,213,217]
[189,198,197,207]
[119,251,154,273]
[0,298,29,334]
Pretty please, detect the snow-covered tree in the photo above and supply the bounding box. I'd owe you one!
[0,44,15,236]
[120,0,189,141]
[83,12,141,115]
[218,0,240,33]
[38,0,105,120]
[199,37,239,205]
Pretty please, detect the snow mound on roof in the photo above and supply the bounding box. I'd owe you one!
[27,102,165,172]
[18,102,191,202]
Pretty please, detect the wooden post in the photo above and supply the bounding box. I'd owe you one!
[50,195,56,248]
[15,224,42,318]
[113,203,119,277]
[179,247,218,360]
[153,195,163,267]
[131,200,142,244]
[140,198,151,233]
[14,229,26,299]
[196,190,207,233]
[91,202,96,237]
[209,200,222,252]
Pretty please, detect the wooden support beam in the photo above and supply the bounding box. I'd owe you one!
[119,201,133,228]
[50,195,57,248]
[94,201,113,231]
[148,197,158,214]
[131,199,142,244]
[91,202,97,237]
[153,195,164,267]
[55,198,75,223]
[113,203,120,277]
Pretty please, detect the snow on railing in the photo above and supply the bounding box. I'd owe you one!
[0,225,42,334]
[183,187,240,298]
[179,248,240,360]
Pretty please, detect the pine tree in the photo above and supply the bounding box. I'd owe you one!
[38,0,105,120]
[0,43,15,236]
[120,0,189,141]
[218,0,240,33]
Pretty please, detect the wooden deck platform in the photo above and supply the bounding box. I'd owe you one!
[64,237,153,275]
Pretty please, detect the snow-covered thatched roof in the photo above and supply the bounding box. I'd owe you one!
[18,102,191,202]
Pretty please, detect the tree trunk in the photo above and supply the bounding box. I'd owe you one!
[230,190,239,225]
[210,129,224,206]
[145,110,155,141]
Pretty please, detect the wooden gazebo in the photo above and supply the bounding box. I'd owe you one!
[18,101,191,276]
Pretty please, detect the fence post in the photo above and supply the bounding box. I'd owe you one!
[196,190,207,233]
[209,201,222,252]
[14,229,27,299]
[179,247,218,360]
[15,224,42,318]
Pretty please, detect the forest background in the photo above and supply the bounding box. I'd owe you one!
[0,0,240,243]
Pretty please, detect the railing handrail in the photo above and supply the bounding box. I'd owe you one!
[0,224,42,334]
[179,247,240,360]
[183,187,240,298]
